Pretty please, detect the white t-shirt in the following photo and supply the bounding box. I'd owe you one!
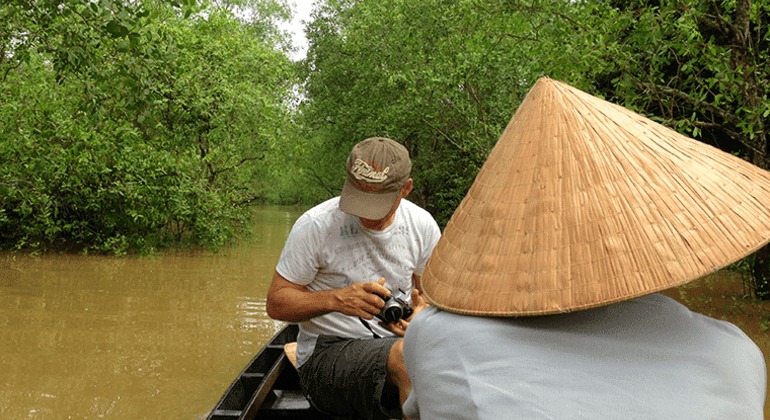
[403,293,766,419]
[276,197,441,367]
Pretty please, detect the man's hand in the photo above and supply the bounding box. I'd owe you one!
[379,288,430,337]
[381,318,409,337]
[268,272,394,322]
[334,278,391,320]
[409,287,430,317]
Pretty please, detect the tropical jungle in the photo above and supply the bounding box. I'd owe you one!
[2,0,770,416]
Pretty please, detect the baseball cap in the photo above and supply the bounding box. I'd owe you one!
[339,137,412,220]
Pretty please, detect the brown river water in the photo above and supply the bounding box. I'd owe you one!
[0,205,306,419]
[1,205,769,419]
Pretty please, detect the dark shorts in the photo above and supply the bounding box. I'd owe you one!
[297,335,402,420]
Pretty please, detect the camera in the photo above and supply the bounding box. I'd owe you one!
[376,288,414,323]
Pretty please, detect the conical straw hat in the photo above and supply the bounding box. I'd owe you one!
[421,77,770,316]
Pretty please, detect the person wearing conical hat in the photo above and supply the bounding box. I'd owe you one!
[267,137,440,420]
[401,78,768,419]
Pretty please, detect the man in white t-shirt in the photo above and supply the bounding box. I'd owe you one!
[267,137,440,420]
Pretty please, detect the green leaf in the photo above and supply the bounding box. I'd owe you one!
[105,20,129,38]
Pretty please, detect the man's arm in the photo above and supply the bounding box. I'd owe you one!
[266,271,391,322]
[410,273,430,315]
[412,273,422,292]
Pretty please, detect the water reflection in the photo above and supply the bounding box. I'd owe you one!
[0,205,305,419]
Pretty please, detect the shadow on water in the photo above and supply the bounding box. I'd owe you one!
[0,205,305,419]
[1,205,769,418]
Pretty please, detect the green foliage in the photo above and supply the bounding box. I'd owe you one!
[295,0,770,296]
[589,0,770,163]
[4,0,770,283]
[0,0,299,254]
[297,0,597,225]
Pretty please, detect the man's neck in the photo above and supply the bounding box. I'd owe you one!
[360,212,396,231]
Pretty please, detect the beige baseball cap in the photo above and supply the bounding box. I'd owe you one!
[339,137,412,220]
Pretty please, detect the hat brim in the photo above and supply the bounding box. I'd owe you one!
[339,178,400,220]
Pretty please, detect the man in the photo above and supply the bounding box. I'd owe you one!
[402,78,769,419]
[266,137,440,420]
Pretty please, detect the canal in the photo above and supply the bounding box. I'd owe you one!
[1,205,768,418]
[0,206,305,419]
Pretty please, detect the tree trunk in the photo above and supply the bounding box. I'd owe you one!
[753,245,770,299]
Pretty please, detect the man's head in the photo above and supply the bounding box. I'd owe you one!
[340,137,412,221]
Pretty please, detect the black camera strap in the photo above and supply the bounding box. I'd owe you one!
[359,317,381,339]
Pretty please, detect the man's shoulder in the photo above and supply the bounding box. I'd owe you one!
[408,306,464,335]
[400,199,438,222]
[305,196,342,215]
[288,197,349,239]
[300,197,345,223]
[400,198,425,211]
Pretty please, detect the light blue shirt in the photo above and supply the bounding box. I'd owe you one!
[403,294,766,419]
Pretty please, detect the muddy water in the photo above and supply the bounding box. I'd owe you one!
[0,206,305,419]
[1,205,769,419]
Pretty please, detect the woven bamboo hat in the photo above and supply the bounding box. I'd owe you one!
[421,77,770,316]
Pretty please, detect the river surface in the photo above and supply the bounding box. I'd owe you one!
[0,205,306,419]
[2,205,769,419]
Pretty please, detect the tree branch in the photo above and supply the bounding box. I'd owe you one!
[209,155,263,180]
[639,81,740,127]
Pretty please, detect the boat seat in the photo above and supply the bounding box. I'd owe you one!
[284,342,298,368]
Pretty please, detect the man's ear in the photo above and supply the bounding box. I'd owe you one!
[402,178,414,198]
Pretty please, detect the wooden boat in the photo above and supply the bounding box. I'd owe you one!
[206,324,334,419]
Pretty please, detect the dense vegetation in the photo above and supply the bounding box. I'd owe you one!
[1,0,304,253]
[297,0,770,295]
[2,0,769,294]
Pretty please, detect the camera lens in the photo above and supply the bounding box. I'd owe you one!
[381,306,403,323]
